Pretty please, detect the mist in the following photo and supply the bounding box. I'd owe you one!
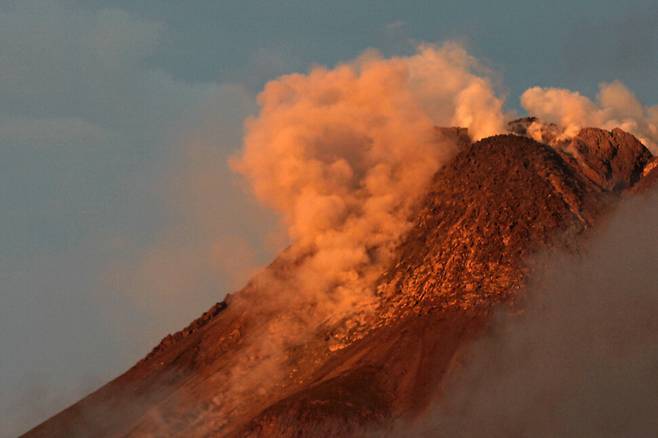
[396,189,658,437]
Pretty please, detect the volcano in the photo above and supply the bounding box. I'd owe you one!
[24,126,657,437]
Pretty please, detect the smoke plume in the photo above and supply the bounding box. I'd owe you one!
[221,44,658,427]
[201,43,508,426]
[95,42,658,432]
[521,81,658,153]
[395,189,658,437]
[232,42,505,319]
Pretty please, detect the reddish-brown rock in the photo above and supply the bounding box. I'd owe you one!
[562,127,653,191]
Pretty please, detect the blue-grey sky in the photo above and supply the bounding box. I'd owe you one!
[1,0,656,435]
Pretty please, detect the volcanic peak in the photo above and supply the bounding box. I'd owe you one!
[24,127,656,438]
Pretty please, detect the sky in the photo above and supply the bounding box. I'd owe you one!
[1,0,656,435]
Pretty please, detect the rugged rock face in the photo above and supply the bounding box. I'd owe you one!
[25,131,656,438]
[507,119,654,192]
[236,135,609,437]
[562,128,653,191]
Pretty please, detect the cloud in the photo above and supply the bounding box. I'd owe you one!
[0,3,264,436]
[0,117,110,146]
[0,2,213,146]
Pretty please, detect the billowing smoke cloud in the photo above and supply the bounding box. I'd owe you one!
[221,44,658,427]
[521,81,658,153]
[232,42,506,319]
[396,189,658,437]
[202,43,508,425]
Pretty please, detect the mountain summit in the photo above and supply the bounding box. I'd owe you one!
[25,127,656,437]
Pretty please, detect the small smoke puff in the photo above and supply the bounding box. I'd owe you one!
[521,81,658,153]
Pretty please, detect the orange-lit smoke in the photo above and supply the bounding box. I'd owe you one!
[521,81,658,154]
[203,43,508,424]
[232,43,506,319]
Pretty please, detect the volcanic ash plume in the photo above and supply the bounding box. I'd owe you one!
[232,43,506,321]
[196,44,509,422]
[521,81,658,154]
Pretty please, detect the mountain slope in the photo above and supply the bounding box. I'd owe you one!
[234,134,610,436]
[25,130,655,437]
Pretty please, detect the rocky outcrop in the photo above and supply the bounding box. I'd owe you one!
[562,128,653,191]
